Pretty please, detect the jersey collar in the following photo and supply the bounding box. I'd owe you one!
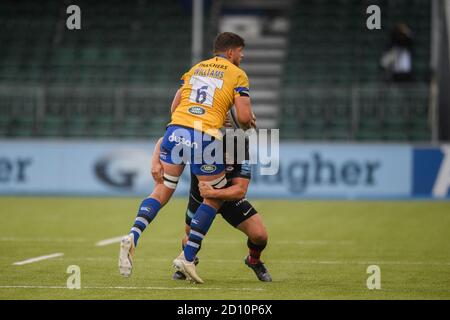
[214,54,228,60]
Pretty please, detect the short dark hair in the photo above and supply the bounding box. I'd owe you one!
[213,32,245,53]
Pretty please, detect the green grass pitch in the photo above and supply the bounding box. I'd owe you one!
[0,197,450,300]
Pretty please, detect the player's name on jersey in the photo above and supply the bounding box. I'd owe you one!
[198,62,228,70]
[193,68,225,79]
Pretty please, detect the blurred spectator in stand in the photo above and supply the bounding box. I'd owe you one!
[380,23,415,82]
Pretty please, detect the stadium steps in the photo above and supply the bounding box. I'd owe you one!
[238,33,290,129]
[218,0,293,130]
[243,49,285,63]
[250,77,281,89]
[251,104,279,129]
[244,37,288,49]
[241,63,283,77]
[240,40,286,129]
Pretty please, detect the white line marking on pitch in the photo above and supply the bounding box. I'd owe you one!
[12,253,64,266]
[0,285,264,292]
[0,236,354,247]
[73,257,450,266]
[85,286,264,291]
[0,286,67,289]
[0,237,87,243]
[95,236,126,247]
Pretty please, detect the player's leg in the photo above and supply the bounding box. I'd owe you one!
[119,163,184,277]
[119,127,186,277]
[182,223,190,247]
[173,172,225,283]
[237,215,272,282]
[182,175,223,261]
[181,217,202,260]
[172,129,225,283]
[220,199,272,282]
[237,214,268,262]
[128,162,183,246]
[173,202,199,280]
[172,223,190,280]
[181,173,224,262]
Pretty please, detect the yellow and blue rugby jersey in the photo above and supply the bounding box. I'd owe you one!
[169,56,250,138]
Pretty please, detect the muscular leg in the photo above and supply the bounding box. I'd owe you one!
[180,224,201,258]
[182,224,190,248]
[119,161,185,277]
[237,213,272,282]
[237,214,268,264]
[182,172,224,262]
[129,162,184,246]
[183,213,268,260]
[172,224,195,280]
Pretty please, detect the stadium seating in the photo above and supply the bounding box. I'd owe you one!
[280,0,432,141]
[0,0,188,138]
[0,0,433,141]
[0,1,191,86]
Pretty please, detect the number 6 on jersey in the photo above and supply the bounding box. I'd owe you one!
[189,76,224,107]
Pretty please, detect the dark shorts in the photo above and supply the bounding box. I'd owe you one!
[186,193,258,228]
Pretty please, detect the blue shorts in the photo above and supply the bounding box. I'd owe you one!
[160,125,224,176]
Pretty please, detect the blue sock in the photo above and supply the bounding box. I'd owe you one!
[184,204,217,262]
[129,197,161,246]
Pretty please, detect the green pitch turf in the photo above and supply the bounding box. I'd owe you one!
[0,197,450,300]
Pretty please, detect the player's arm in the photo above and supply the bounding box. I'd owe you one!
[151,137,164,183]
[234,96,255,129]
[170,88,182,114]
[199,177,249,201]
[234,71,256,129]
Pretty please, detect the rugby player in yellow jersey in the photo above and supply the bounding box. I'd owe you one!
[149,132,272,283]
[119,32,255,283]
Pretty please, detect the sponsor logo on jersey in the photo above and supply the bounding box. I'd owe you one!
[159,150,167,160]
[168,132,199,149]
[226,165,234,172]
[188,106,206,115]
[200,164,217,173]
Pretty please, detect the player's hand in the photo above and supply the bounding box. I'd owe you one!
[151,161,164,184]
[224,114,233,128]
[199,181,214,198]
[250,112,257,129]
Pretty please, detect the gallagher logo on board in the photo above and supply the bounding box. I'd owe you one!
[413,146,450,198]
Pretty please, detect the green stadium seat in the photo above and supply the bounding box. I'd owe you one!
[11,117,35,137]
[65,117,89,137]
[40,116,65,137]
